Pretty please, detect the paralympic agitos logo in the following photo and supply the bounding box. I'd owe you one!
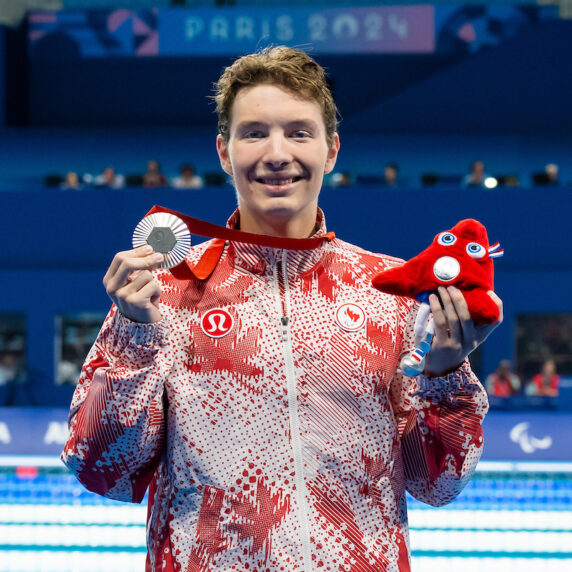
[509,422,553,454]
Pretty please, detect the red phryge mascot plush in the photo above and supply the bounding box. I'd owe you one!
[372,218,503,376]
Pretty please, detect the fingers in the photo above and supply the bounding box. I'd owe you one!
[104,244,152,282]
[426,287,504,375]
[488,290,504,324]
[447,286,478,349]
[134,279,163,309]
[114,269,156,301]
[473,291,504,345]
[429,287,460,341]
[102,245,165,323]
[430,286,478,348]
[104,246,164,297]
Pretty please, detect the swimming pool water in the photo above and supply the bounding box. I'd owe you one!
[0,464,570,572]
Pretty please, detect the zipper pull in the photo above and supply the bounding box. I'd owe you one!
[281,316,289,341]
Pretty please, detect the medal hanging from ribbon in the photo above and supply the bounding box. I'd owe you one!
[132,205,335,278]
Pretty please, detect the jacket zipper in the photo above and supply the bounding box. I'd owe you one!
[275,251,313,572]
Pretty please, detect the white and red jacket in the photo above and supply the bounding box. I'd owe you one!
[62,210,489,572]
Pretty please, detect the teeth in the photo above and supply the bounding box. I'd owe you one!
[258,178,297,185]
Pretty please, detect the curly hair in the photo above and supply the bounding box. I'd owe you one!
[214,46,339,147]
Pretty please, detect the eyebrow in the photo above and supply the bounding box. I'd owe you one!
[234,119,321,131]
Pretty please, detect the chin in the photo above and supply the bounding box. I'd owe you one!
[261,205,298,221]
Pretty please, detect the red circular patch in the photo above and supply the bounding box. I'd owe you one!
[200,308,234,338]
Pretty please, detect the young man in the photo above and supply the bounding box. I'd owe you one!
[62,47,502,571]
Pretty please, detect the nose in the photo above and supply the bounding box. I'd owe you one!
[433,256,460,282]
[262,131,293,169]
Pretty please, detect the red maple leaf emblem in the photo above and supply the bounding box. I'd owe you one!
[188,480,290,569]
[308,476,390,571]
[346,307,360,323]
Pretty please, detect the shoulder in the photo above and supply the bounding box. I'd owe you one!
[330,237,405,271]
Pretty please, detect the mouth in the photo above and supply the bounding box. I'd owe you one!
[254,176,304,186]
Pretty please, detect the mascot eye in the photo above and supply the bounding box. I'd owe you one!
[466,242,486,258]
[437,232,457,246]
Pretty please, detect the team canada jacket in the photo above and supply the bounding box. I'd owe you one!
[61,210,489,572]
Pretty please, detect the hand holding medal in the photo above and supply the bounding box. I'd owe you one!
[102,205,334,324]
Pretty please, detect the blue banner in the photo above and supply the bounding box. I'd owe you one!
[160,6,434,55]
[0,408,69,457]
[1,407,570,461]
[482,411,572,461]
[28,5,556,59]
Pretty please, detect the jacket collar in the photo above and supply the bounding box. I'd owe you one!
[227,208,331,277]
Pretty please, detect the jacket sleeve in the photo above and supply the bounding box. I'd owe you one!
[61,306,172,503]
[389,300,489,507]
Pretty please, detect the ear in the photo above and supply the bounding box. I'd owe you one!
[324,133,340,175]
[216,134,233,176]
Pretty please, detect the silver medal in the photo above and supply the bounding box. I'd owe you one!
[132,212,191,269]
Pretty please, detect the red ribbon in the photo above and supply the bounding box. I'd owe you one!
[146,205,335,280]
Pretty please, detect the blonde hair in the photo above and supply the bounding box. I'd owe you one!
[214,46,339,146]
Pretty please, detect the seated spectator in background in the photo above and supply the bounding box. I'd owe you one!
[94,167,125,189]
[496,174,520,187]
[0,352,23,407]
[462,160,490,188]
[532,163,560,186]
[328,171,351,187]
[545,163,560,186]
[171,164,204,189]
[142,160,168,188]
[57,347,82,385]
[486,359,521,397]
[60,171,83,190]
[0,353,20,386]
[382,162,399,187]
[531,359,560,397]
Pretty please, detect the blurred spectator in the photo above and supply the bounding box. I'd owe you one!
[530,359,560,397]
[60,171,83,190]
[382,162,399,187]
[497,175,520,187]
[532,163,561,186]
[486,359,521,397]
[462,160,490,188]
[142,160,168,188]
[545,163,560,186]
[57,346,82,385]
[328,171,351,187]
[0,353,19,385]
[172,164,204,189]
[0,352,23,406]
[94,167,125,189]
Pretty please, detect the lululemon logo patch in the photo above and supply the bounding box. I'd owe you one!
[201,308,234,338]
[335,303,366,332]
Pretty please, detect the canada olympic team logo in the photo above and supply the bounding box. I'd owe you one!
[200,308,234,338]
[335,303,366,332]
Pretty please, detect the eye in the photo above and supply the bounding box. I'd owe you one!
[243,131,264,139]
[466,242,486,258]
[437,232,457,246]
[291,130,311,140]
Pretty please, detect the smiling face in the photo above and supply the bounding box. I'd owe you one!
[217,84,340,238]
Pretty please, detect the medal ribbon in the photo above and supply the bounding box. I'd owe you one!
[146,205,335,280]
[147,205,335,249]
